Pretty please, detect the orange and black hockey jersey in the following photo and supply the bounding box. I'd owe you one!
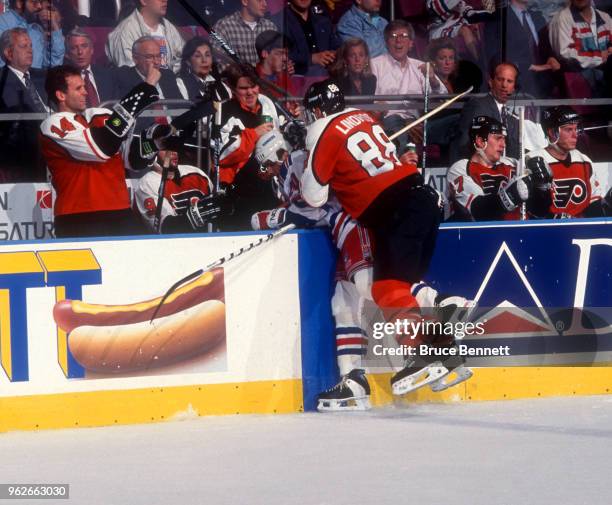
[40,108,130,217]
[302,108,417,218]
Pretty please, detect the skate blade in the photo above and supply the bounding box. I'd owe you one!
[430,366,473,392]
[391,362,449,396]
[317,397,371,412]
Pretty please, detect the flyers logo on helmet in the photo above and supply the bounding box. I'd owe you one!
[553,178,588,208]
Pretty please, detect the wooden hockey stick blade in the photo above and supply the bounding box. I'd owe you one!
[388,86,473,141]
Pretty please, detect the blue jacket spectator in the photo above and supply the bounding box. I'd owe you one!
[273,0,341,76]
[337,1,388,58]
[0,0,64,69]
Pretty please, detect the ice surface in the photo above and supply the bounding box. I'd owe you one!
[1,396,611,505]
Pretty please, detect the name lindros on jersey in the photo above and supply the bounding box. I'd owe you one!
[335,113,375,135]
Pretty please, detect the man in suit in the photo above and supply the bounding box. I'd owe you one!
[484,0,560,98]
[450,62,521,164]
[64,27,118,105]
[0,27,47,182]
[115,36,183,128]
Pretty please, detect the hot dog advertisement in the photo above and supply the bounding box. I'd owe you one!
[0,233,302,397]
[53,268,226,375]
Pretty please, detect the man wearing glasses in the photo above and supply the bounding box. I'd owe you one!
[115,36,182,128]
[0,0,64,69]
[370,20,443,156]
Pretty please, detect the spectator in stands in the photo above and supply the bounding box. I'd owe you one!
[216,63,285,230]
[212,0,277,68]
[426,37,457,93]
[115,36,182,128]
[484,0,560,98]
[370,20,444,154]
[328,37,376,96]
[254,30,298,97]
[272,0,340,76]
[106,0,185,73]
[176,36,231,102]
[426,0,496,64]
[0,0,64,69]
[337,0,388,58]
[450,62,521,163]
[0,27,47,182]
[549,0,612,97]
[64,28,118,105]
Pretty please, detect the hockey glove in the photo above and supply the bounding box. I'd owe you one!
[498,175,530,211]
[186,193,232,230]
[282,120,307,151]
[106,83,160,139]
[526,156,553,190]
[251,208,317,230]
[139,124,177,159]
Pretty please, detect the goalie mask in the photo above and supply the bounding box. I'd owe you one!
[303,79,345,122]
[255,129,289,175]
[542,106,581,143]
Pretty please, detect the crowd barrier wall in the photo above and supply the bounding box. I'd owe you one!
[0,220,611,432]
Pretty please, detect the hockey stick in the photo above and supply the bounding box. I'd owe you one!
[153,150,173,233]
[518,106,526,221]
[150,224,296,323]
[422,62,431,172]
[389,86,473,141]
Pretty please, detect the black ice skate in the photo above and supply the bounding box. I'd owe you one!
[317,369,371,412]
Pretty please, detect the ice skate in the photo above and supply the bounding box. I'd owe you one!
[430,350,473,392]
[434,294,477,324]
[317,368,371,412]
[390,355,449,396]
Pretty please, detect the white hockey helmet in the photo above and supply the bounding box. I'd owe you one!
[255,129,290,168]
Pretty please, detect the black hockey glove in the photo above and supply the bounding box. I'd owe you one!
[498,175,530,211]
[526,156,553,190]
[91,83,160,158]
[139,124,177,159]
[186,193,233,230]
[282,120,307,151]
[106,83,160,138]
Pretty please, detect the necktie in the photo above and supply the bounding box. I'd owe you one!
[24,73,46,113]
[522,11,538,61]
[501,105,508,128]
[83,70,100,108]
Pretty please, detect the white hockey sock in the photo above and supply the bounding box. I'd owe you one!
[411,282,439,308]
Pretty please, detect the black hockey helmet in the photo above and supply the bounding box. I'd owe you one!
[541,106,580,140]
[469,115,506,145]
[303,79,345,118]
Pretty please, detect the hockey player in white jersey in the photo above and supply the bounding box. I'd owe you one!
[134,149,228,233]
[252,129,374,411]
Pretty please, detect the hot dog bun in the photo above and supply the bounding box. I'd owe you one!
[54,268,224,333]
[68,299,225,373]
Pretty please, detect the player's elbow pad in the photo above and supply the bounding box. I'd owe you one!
[89,125,124,158]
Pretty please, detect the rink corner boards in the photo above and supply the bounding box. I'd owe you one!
[0,219,611,432]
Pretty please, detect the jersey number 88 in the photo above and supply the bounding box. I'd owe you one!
[347,124,400,177]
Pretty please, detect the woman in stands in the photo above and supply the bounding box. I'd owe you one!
[426,37,457,93]
[176,36,231,102]
[329,38,376,96]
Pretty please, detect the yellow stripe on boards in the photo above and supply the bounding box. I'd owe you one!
[0,379,304,432]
